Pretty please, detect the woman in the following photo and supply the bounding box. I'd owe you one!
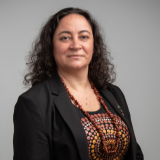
[13,7,143,160]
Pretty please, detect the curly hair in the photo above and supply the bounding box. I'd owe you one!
[24,7,116,89]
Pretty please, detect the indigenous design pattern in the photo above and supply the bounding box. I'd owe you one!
[81,113,130,160]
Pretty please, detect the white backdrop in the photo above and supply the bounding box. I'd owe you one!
[0,0,160,159]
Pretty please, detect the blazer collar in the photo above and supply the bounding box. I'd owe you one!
[99,88,125,120]
[48,72,89,160]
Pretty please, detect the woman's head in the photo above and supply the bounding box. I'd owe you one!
[53,13,94,73]
[24,7,116,88]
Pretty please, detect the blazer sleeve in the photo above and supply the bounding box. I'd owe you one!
[13,94,50,160]
[109,85,144,160]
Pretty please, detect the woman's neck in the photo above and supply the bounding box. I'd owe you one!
[57,67,91,94]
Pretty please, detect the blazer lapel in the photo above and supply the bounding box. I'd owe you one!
[99,88,126,120]
[99,88,131,129]
[48,72,89,160]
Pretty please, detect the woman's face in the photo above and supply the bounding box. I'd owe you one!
[53,13,94,72]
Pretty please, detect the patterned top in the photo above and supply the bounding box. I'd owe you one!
[75,95,130,160]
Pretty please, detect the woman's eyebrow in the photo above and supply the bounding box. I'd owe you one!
[58,30,91,36]
[79,30,91,34]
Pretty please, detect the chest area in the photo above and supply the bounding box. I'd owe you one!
[71,91,101,112]
[75,97,130,160]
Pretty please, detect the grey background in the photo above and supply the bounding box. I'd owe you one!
[0,0,160,159]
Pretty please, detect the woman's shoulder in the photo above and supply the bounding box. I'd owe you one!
[14,79,53,139]
[107,84,124,97]
[100,84,127,108]
[107,84,128,110]
[20,79,51,100]
[16,78,53,113]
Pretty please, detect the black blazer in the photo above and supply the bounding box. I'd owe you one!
[13,72,143,160]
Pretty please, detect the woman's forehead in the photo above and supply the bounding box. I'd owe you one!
[56,14,92,32]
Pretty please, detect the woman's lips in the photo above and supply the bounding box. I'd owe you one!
[68,55,83,58]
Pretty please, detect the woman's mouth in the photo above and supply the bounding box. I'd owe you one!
[68,55,83,58]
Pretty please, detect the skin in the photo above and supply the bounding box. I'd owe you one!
[53,14,100,111]
[53,13,94,74]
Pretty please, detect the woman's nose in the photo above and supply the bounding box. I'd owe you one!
[69,37,82,50]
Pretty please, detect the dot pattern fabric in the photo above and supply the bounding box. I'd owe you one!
[75,95,130,160]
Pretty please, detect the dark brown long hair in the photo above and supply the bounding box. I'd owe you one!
[24,7,116,89]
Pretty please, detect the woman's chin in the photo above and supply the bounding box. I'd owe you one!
[66,64,88,71]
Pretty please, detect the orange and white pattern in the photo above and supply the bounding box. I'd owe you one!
[81,113,130,160]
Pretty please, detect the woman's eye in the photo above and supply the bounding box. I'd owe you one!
[81,36,89,39]
[61,37,70,40]
[60,36,89,41]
